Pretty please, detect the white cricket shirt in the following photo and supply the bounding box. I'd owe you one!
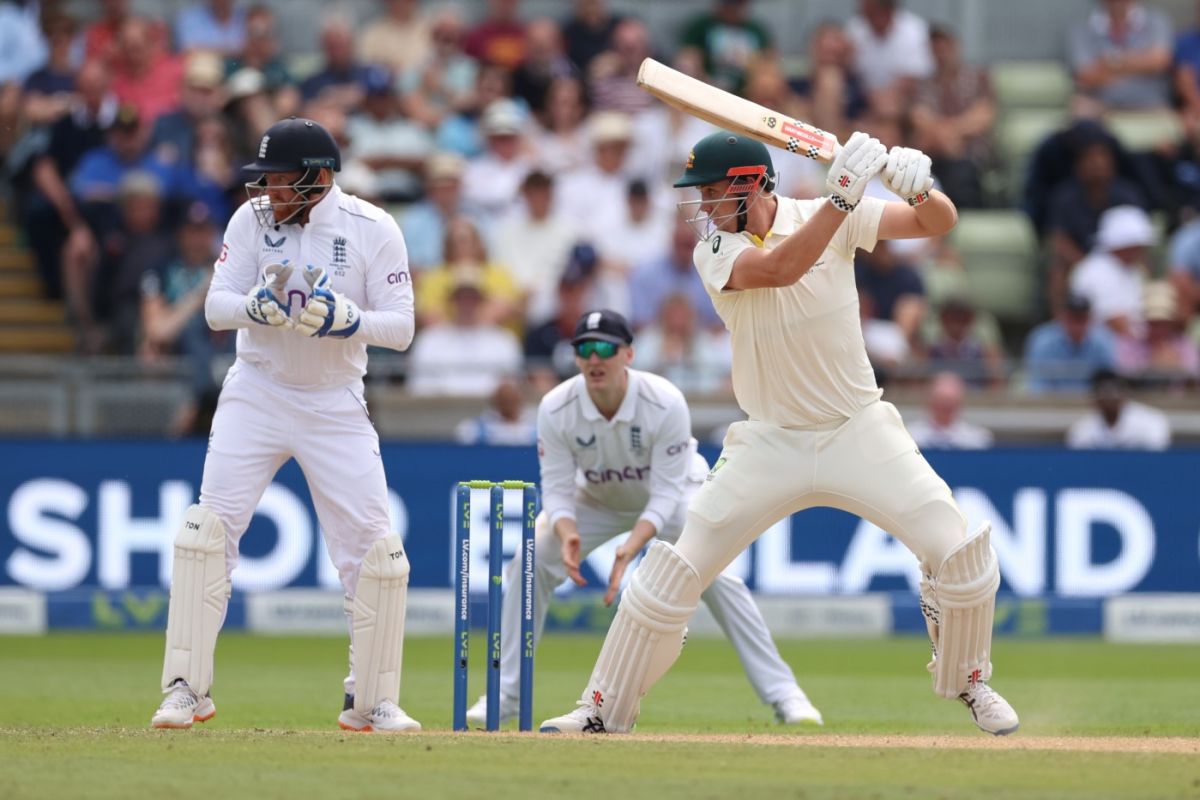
[693,195,887,427]
[205,184,415,392]
[537,369,707,532]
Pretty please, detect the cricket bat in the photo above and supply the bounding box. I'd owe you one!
[636,57,841,162]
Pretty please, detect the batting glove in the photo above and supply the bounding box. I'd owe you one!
[245,261,294,328]
[825,131,888,212]
[296,266,362,338]
[883,146,934,206]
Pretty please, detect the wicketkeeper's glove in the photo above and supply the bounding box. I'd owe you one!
[245,261,294,328]
[295,266,362,338]
[825,131,888,212]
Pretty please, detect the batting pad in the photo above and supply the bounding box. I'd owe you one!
[924,524,1000,698]
[587,541,702,732]
[162,505,230,695]
[351,535,410,715]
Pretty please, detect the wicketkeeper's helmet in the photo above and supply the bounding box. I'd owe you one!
[244,117,341,226]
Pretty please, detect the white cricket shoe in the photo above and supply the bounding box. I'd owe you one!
[338,698,422,733]
[773,694,824,726]
[465,694,519,727]
[539,702,607,734]
[151,680,216,729]
[958,682,1019,736]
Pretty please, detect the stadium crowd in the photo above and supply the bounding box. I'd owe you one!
[0,0,1196,447]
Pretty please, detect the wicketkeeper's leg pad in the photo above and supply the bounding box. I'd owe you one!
[350,534,410,715]
[586,541,702,732]
[162,504,230,696]
[920,523,1000,698]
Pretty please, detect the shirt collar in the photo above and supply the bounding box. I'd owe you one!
[746,195,792,246]
[306,182,343,225]
[579,369,639,424]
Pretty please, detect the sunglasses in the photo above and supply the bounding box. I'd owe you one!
[574,340,620,359]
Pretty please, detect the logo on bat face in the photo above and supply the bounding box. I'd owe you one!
[685,150,695,170]
[765,116,777,128]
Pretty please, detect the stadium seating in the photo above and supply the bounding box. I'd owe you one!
[1104,110,1184,153]
[951,210,1039,322]
[991,60,1073,109]
[995,108,1068,202]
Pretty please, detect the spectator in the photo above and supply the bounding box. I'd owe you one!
[628,219,720,331]
[401,151,487,271]
[524,246,597,386]
[844,0,934,97]
[358,0,431,75]
[23,60,116,300]
[400,5,477,130]
[464,0,527,70]
[791,21,868,145]
[678,0,773,93]
[407,266,523,397]
[1115,281,1200,385]
[111,16,185,125]
[531,75,591,173]
[512,18,577,115]
[1047,135,1147,306]
[909,26,996,209]
[346,67,434,202]
[462,98,532,216]
[1174,1,1200,127]
[149,50,227,169]
[1167,209,1200,316]
[1067,0,1173,115]
[21,11,77,128]
[597,179,672,275]
[859,289,911,381]
[1024,119,1149,239]
[631,292,732,394]
[223,5,298,117]
[925,296,1005,387]
[69,106,179,210]
[562,0,620,73]
[587,17,656,114]
[492,170,579,324]
[83,0,169,66]
[103,171,176,354]
[416,217,519,329]
[1066,369,1171,449]
[1070,205,1155,336]
[907,372,994,449]
[176,114,236,223]
[175,0,246,56]
[0,0,47,88]
[299,16,372,111]
[454,377,538,445]
[435,63,517,157]
[555,110,641,236]
[855,240,926,344]
[139,203,232,427]
[1023,293,1116,393]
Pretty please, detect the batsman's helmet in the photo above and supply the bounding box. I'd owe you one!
[673,131,775,191]
[244,117,340,225]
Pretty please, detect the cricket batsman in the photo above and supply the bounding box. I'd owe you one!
[540,130,1019,736]
[466,308,822,728]
[150,117,420,733]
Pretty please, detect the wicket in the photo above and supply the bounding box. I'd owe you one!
[453,480,537,732]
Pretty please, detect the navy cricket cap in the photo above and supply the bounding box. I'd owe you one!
[572,309,633,347]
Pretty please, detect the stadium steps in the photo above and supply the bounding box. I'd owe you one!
[0,221,74,354]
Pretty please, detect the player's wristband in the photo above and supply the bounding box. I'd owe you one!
[907,191,931,207]
[828,194,856,213]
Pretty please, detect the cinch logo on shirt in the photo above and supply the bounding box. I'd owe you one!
[584,465,650,484]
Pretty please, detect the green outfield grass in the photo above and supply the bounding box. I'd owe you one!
[2,633,1198,799]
